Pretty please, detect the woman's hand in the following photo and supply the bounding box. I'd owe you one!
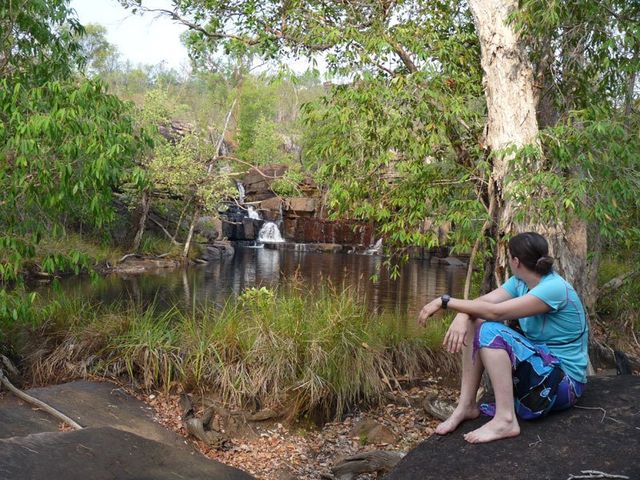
[443,314,472,354]
[418,297,443,326]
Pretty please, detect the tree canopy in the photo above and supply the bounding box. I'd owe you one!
[0,0,146,284]
[119,0,639,288]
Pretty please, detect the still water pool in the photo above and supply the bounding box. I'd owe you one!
[47,247,466,320]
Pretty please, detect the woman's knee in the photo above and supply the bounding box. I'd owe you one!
[474,322,517,357]
[476,321,509,344]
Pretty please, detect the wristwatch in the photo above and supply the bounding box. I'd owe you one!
[441,294,451,309]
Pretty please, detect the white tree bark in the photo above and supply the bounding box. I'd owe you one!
[468,0,587,296]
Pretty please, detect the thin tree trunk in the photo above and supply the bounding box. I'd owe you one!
[468,0,588,296]
[468,0,542,282]
[209,98,237,174]
[174,199,191,239]
[149,216,181,246]
[183,207,199,258]
[624,42,638,124]
[132,191,150,252]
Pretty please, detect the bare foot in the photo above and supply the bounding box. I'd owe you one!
[435,405,480,435]
[463,416,520,444]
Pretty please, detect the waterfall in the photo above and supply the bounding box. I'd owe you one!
[258,222,285,243]
[365,238,383,255]
[277,202,284,227]
[236,181,246,204]
[247,206,261,220]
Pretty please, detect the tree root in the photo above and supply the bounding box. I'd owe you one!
[0,368,82,430]
[330,450,405,480]
[180,394,227,447]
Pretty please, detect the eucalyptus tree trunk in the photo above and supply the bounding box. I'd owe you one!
[132,191,150,253]
[182,207,199,258]
[468,0,588,297]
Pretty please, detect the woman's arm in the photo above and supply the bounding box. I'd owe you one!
[474,287,514,305]
[419,293,550,326]
[420,287,515,353]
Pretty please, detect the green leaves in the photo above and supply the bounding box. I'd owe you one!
[302,52,486,253]
[0,1,145,286]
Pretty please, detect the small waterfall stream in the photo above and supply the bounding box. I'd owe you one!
[257,222,285,243]
[236,181,246,204]
[247,206,261,220]
[365,238,383,255]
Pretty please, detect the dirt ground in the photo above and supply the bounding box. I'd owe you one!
[135,378,459,480]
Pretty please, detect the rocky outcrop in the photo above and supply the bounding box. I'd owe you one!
[285,217,374,246]
[196,216,223,242]
[243,165,288,202]
[387,375,640,480]
[157,120,194,144]
[200,241,235,261]
[222,167,376,247]
[0,380,254,480]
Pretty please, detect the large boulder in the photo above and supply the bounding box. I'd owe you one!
[197,216,223,242]
[285,197,316,214]
[386,375,640,480]
[201,241,235,260]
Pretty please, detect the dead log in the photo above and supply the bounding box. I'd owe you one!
[331,450,405,480]
[246,408,281,422]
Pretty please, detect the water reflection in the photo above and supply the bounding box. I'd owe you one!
[44,248,466,320]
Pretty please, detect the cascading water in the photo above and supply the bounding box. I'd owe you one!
[365,238,383,255]
[257,222,285,243]
[247,206,261,220]
[278,202,284,227]
[236,181,246,204]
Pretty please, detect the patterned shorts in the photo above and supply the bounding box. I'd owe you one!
[474,322,584,420]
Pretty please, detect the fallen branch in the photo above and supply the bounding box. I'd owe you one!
[567,470,629,479]
[149,217,182,246]
[528,434,542,447]
[118,253,142,263]
[0,369,82,430]
[574,405,640,431]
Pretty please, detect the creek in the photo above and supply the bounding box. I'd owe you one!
[42,247,466,320]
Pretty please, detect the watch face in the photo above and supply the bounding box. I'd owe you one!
[442,294,450,307]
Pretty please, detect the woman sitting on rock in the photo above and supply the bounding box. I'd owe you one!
[418,232,588,444]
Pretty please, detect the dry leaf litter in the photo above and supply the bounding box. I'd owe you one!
[137,379,459,480]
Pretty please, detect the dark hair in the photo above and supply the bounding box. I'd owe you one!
[508,232,554,275]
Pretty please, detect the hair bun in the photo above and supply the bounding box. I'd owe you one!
[534,255,554,275]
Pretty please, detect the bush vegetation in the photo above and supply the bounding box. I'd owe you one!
[8,283,455,421]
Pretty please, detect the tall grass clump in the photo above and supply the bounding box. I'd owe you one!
[14,282,456,421]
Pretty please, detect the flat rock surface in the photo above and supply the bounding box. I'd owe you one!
[0,380,254,480]
[0,426,254,480]
[0,380,185,448]
[387,375,640,480]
